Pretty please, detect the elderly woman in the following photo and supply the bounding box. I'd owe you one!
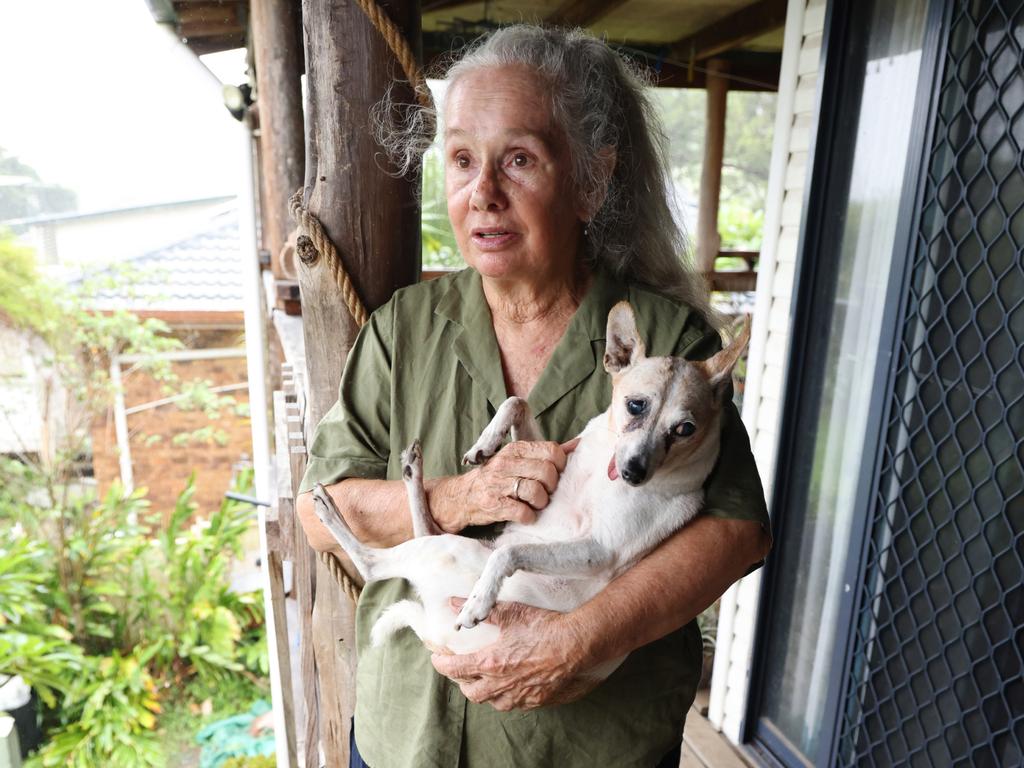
[296,24,770,768]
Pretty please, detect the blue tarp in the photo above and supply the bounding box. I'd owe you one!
[195,700,275,768]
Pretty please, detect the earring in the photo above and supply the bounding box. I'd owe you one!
[583,221,590,237]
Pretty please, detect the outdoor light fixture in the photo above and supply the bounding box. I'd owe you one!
[222,83,252,121]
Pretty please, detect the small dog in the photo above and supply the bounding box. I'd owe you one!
[313,302,749,678]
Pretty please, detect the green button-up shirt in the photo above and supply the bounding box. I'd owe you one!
[300,267,768,768]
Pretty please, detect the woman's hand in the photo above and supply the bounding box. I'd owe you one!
[430,597,599,711]
[430,439,578,532]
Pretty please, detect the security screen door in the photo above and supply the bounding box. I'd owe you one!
[747,0,1022,766]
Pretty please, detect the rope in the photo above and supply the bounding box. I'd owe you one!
[289,189,370,329]
[353,0,434,110]
[291,0,433,602]
[318,550,362,604]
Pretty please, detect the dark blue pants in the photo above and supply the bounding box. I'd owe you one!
[349,720,682,767]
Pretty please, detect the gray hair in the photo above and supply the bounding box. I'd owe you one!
[373,24,716,325]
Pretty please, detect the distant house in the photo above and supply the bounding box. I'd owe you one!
[1,202,252,514]
[82,208,253,514]
[6,194,233,272]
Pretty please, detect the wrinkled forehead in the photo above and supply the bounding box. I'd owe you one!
[443,64,557,139]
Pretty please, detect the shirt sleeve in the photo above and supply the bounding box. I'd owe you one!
[678,318,771,539]
[298,304,394,493]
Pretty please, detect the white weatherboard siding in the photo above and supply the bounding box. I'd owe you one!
[708,0,827,744]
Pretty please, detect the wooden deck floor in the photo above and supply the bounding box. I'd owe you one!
[679,692,755,768]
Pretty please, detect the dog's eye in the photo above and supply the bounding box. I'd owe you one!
[674,421,696,438]
[626,398,647,416]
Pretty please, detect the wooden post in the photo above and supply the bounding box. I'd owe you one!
[250,0,306,278]
[299,1,422,764]
[299,0,422,428]
[697,58,729,275]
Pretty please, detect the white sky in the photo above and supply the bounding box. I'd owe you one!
[0,0,245,212]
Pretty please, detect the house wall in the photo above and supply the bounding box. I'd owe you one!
[16,197,233,269]
[90,328,253,518]
[708,0,827,743]
[0,325,69,465]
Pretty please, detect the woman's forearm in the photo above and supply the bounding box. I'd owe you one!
[568,514,771,671]
[296,475,466,551]
[296,440,572,553]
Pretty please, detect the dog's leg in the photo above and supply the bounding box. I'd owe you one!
[312,483,378,580]
[462,397,542,465]
[455,539,613,630]
[401,440,441,537]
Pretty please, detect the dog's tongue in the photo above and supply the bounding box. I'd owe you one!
[608,454,619,481]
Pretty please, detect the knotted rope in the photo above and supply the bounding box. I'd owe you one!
[288,190,369,329]
[289,0,434,601]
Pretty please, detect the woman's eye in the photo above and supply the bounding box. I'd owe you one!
[674,421,696,438]
[454,154,471,169]
[626,399,647,416]
[511,153,530,167]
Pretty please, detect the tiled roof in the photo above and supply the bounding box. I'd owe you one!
[80,210,244,312]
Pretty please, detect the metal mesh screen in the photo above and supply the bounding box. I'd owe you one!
[837,2,1024,767]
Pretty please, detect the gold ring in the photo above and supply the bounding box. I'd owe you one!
[512,477,523,500]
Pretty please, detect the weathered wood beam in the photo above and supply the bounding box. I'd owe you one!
[180,18,246,38]
[706,271,758,292]
[669,0,787,62]
[546,0,629,28]
[697,59,728,274]
[301,0,422,427]
[251,0,305,279]
[421,0,474,12]
[423,34,781,90]
[176,2,240,25]
[651,52,780,91]
[181,33,247,55]
[300,1,422,764]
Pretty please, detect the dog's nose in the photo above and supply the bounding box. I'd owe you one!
[621,458,648,485]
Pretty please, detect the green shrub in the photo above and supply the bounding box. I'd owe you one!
[0,471,267,767]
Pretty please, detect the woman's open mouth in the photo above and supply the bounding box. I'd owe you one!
[471,229,518,249]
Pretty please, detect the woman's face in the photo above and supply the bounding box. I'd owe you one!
[444,65,585,284]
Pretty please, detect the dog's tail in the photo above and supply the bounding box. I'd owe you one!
[370,600,428,648]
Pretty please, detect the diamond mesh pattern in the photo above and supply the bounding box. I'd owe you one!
[837,3,1024,767]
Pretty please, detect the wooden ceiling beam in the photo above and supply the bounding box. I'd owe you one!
[180,18,246,38]
[421,0,476,12]
[669,0,787,62]
[546,0,630,28]
[183,32,248,55]
[175,2,239,23]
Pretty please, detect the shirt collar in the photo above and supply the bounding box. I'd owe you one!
[434,266,627,416]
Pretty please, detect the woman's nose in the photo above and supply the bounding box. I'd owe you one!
[470,164,507,211]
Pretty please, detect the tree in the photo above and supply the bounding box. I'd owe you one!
[0,237,267,766]
[0,146,78,222]
[653,88,776,250]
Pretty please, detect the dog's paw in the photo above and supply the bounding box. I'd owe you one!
[454,589,495,631]
[401,439,423,480]
[461,447,486,466]
[462,434,501,466]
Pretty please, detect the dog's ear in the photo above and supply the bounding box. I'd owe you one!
[604,302,646,373]
[700,317,751,402]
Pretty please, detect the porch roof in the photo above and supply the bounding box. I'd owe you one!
[144,0,784,90]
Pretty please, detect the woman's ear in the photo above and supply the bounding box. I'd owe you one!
[577,145,618,222]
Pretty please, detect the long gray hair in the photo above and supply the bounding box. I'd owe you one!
[374,24,715,324]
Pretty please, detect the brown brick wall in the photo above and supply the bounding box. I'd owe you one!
[91,330,254,519]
